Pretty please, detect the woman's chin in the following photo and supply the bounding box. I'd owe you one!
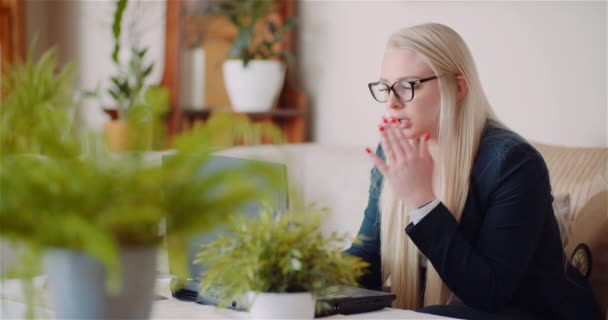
[401,127,421,140]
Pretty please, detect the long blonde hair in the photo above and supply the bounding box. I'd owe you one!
[379,23,497,309]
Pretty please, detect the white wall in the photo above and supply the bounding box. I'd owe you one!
[298,1,607,148]
[26,1,607,147]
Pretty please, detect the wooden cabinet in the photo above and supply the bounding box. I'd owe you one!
[161,0,309,143]
[0,0,25,78]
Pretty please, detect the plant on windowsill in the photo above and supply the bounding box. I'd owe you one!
[194,205,369,319]
[212,0,296,112]
[0,44,287,320]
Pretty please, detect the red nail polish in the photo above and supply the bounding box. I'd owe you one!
[365,147,372,154]
[378,125,385,132]
[425,133,430,141]
[391,117,397,123]
[382,117,388,124]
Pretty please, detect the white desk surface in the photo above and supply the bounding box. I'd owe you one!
[149,297,453,319]
[1,276,456,319]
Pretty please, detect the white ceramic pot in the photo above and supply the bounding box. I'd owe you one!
[44,247,157,319]
[179,47,206,110]
[247,291,315,319]
[223,60,286,112]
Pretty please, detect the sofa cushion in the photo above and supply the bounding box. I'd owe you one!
[565,190,608,315]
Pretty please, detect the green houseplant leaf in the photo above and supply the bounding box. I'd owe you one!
[213,0,297,68]
[111,0,127,64]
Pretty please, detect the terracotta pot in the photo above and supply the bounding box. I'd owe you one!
[104,120,130,152]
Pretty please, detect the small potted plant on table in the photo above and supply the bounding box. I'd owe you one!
[195,205,369,319]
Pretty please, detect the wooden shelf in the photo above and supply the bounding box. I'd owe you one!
[160,0,309,144]
[1,0,25,77]
[106,108,306,120]
[179,107,308,143]
[181,108,305,118]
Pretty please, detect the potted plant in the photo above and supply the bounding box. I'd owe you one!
[103,0,158,151]
[0,46,287,319]
[195,205,369,319]
[213,0,296,112]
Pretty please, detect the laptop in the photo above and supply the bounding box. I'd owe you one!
[165,155,396,317]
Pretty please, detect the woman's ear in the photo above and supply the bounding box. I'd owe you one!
[456,75,469,103]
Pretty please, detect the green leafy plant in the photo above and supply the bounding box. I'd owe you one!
[213,0,296,67]
[0,44,82,320]
[1,112,286,285]
[194,205,369,310]
[0,43,287,319]
[107,0,155,119]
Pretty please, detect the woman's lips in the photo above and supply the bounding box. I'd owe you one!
[398,118,412,128]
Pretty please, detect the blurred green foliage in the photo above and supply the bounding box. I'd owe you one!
[0,43,286,318]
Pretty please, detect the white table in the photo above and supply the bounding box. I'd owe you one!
[150,298,453,319]
[1,276,455,319]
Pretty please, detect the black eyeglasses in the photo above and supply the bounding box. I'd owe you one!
[368,76,439,103]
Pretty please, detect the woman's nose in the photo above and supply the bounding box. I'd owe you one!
[386,91,404,110]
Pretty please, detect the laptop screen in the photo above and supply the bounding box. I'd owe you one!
[164,155,288,284]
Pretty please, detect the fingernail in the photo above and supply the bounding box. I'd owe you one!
[425,133,430,141]
[382,117,388,124]
[365,147,372,154]
[391,117,397,123]
[378,125,385,132]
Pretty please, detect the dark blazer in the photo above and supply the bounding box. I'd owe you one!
[345,120,600,319]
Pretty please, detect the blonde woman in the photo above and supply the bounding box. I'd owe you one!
[345,23,599,319]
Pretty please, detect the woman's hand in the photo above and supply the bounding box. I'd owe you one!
[366,117,436,210]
